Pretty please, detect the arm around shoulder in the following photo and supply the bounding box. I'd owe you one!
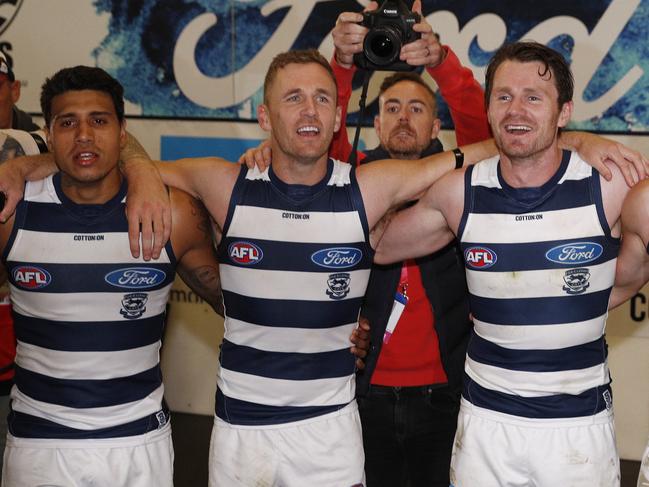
[373,169,461,264]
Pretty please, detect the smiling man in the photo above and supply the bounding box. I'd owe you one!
[115,49,500,486]
[372,41,631,487]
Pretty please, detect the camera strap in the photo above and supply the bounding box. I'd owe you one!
[348,69,372,167]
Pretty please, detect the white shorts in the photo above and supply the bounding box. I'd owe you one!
[450,399,620,487]
[2,423,173,487]
[209,401,365,487]
[639,438,649,487]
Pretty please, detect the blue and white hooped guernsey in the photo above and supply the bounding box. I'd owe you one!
[458,150,618,419]
[3,174,176,439]
[217,159,373,426]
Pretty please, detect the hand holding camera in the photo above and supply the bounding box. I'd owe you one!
[333,0,444,72]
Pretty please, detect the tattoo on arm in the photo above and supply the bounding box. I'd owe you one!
[0,136,26,163]
[180,264,224,316]
[119,132,151,169]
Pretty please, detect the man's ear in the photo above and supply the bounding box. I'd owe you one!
[334,105,342,133]
[10,80,20,105]
[119,120,127,148]
[258,104,271,132]
[558,101,573,128]
[430,118,441,140]
[373,114,381,137]
[44,126,52,152]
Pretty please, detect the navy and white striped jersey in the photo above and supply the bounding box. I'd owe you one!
[216,159,373,425]
[3,174,176,439]
[458,151,618,419]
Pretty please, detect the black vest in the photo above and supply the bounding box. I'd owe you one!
[356,141,473,395]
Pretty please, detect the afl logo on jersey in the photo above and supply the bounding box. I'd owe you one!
[105,267,167,289]
[229,241,263,265]
[545,242,603,265]
[311,247,362,269]
[464,247,497,269]
[12,266,51,289]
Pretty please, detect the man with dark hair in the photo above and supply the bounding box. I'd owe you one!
[0,65,223,486]
[328,2,488,484]
[373,40,634,486]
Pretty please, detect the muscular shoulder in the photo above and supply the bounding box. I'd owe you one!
[622,179,649,230]
[423,167,466,233]
[599,159,631,231]
[169,187,213,257]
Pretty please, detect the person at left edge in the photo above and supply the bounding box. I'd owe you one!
[0,65,224,487]
[0,50,43,477]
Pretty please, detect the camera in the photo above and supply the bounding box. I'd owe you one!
[353,0,421,71]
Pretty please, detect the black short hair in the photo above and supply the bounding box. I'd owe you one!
[484,41,574,109]
[40,66,125,126]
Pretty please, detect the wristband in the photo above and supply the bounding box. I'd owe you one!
[453,148,464,169]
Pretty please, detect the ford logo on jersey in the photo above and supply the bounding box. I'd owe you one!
[464,246,497,269]
[311,247,363,269]
[545,242,603,265]
[105,268,167,289]
[12,266,52,289]
[229,241,263,265]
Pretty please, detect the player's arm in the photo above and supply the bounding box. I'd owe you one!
[372,169,460,263]
[560,131,649,186]
[0,129,53,222]
[357,138,496,228]
[610,180,649,308]
[120,133,239,253]
[169,188,223,316]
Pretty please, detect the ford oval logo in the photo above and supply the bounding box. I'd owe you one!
[311,247,363,269]
[545,242,603,265]
[464,247,497,269]
[105,267,167,289]
[12,266,52,289]
[229,241,263,265]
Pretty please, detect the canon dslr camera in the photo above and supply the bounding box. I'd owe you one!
[353,0,421,71]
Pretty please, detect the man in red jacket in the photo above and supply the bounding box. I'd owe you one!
[327,1,490,485]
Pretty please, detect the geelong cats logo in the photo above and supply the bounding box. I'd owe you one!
[120,293,148,319]
[326,273,351,300]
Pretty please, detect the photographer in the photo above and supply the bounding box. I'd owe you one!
[329,1,490,486]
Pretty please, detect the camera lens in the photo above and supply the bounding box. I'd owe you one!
[363,25,402,66]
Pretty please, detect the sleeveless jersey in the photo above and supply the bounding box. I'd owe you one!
[216,159,373,425]
[458,151,618,419]
[0,129,48,391]
[3,174,176,439]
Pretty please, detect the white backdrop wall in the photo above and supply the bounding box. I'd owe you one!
[4,0,649,461]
